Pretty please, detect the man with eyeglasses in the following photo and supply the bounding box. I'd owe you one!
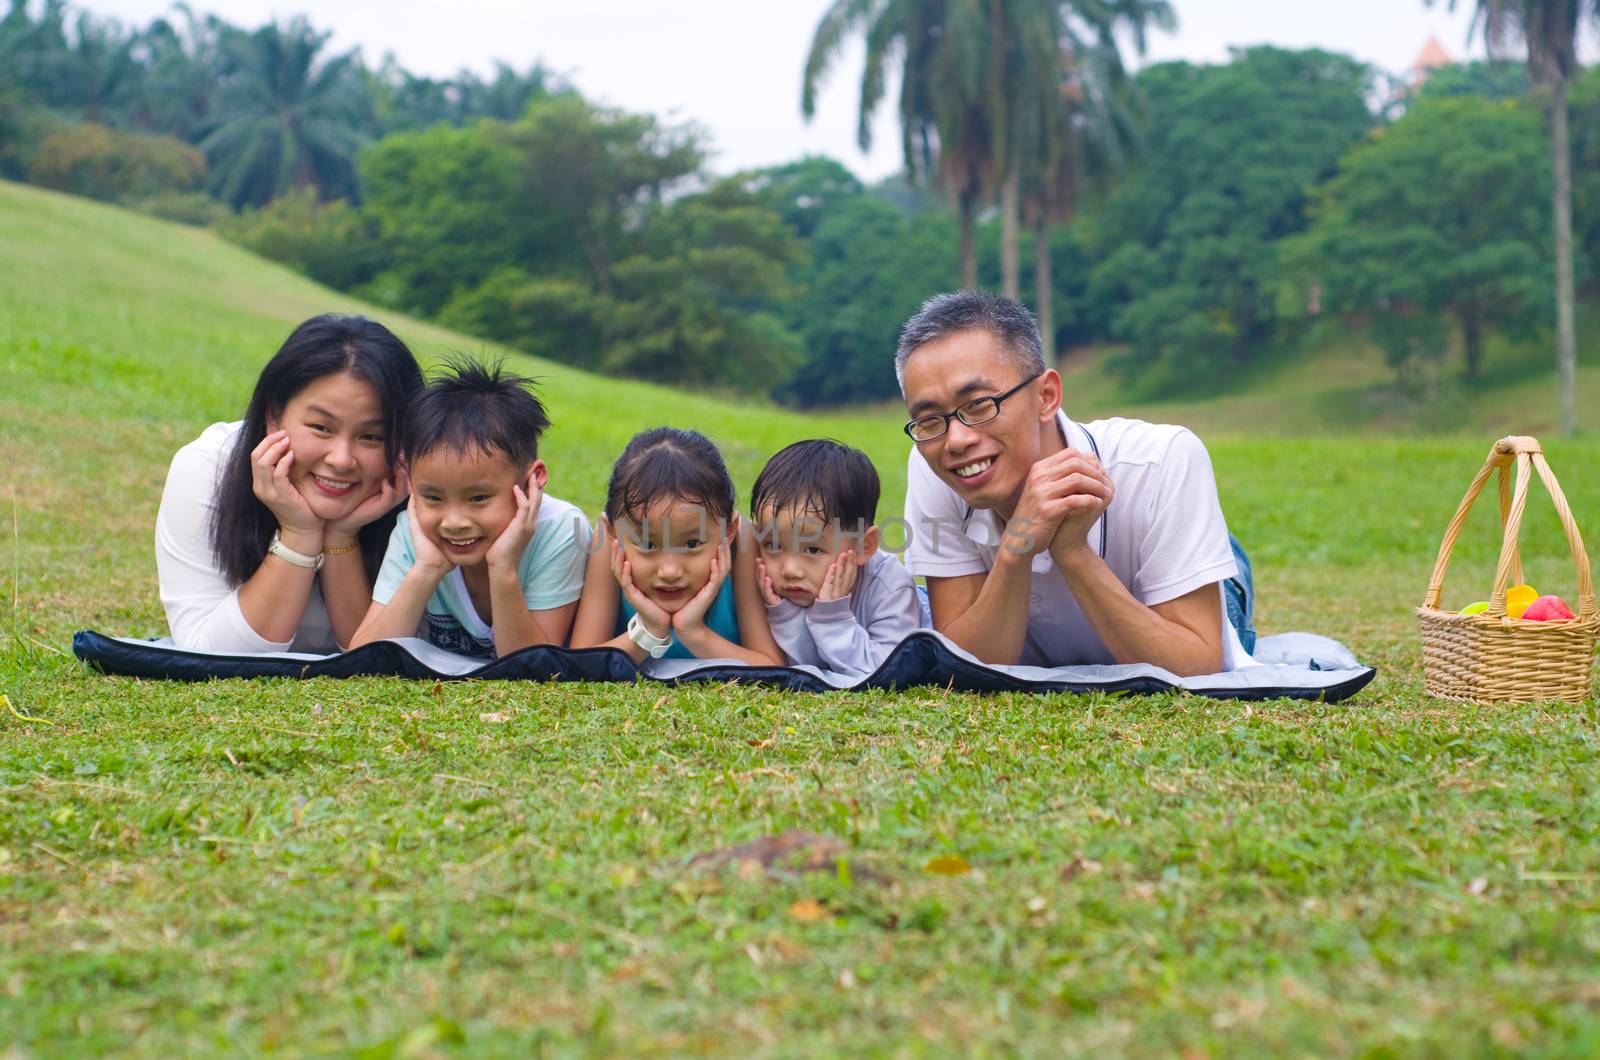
[898,290,1255,677]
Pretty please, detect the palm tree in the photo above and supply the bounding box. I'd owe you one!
[1021,41,1141,361]
[200,17,373,208]
[993,0,1172,304]
[130,6,229,140]
[1445,0,1598,435]
[802,0,996,287]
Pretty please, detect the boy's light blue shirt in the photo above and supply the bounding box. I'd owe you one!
[373,495,592,658]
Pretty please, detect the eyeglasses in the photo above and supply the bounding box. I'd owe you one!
[903,373,1042,442]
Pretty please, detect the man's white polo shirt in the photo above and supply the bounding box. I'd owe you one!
[902,412,1252,671]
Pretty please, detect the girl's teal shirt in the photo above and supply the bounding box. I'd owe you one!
[617,579,740,659]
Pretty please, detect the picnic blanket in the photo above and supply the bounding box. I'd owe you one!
[72,629,1375,702]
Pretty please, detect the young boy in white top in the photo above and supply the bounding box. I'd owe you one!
[751,440,923,675]
[351,359,589,658]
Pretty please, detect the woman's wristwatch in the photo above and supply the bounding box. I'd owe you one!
[626,612,672,658]
[268,530,323,571]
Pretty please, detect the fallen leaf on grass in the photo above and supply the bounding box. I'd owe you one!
[1061,857,1103,882]
[788,898,828,923]
[478,711,511,723]
[1492,1020,1525,1048]
[924,855,970,876]
[688,830,886,884]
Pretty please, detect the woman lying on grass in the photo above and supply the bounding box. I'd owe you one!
[154,314,424,652]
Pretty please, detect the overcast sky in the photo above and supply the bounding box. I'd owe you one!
[85,0,1514,179]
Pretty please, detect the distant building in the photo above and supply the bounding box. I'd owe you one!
[1408,35,1454,87]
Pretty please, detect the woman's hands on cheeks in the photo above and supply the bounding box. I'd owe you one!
[251,429,322,547]
[673,537,729,635]
[611,541,670,639]
[327,465,407,547]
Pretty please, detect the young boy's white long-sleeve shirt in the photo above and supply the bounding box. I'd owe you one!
[764,550,923,676]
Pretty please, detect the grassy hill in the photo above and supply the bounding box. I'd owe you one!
[1057,310,1600,440]
[0,178,904,637]
[4,180,1600,1055]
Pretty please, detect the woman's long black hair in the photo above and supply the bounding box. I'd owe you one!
[211,314,424,586]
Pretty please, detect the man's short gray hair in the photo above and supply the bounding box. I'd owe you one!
[894,289,1046,392]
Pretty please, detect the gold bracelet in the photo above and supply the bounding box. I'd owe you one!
[323,541,360,556]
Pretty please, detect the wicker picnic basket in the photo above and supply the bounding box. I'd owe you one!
[1417,435,1599,704]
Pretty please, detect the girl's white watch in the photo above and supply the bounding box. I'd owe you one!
[626,612,671,658]
[268,530,323,571]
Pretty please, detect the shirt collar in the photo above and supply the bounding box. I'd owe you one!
[960,411,1096,572]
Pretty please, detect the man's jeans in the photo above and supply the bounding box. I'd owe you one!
[1225,533,1257,654]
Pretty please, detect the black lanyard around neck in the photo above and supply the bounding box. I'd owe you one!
[960,419,1107,560]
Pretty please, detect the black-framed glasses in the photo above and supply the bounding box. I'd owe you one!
[903,373,1042,442]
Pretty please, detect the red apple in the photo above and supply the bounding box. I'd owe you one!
[1522,595,1576,622]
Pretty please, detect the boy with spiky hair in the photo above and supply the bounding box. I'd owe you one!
[351,357,589,658]
[750,439,923,674]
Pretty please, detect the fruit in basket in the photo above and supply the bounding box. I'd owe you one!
[1505,584,1539,618]
[1458,600,1489,615]
[1522,594,1576,622]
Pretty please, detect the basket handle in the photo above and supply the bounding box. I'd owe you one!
[1421,435,1596,620]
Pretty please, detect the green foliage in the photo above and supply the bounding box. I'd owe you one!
[1088,48,1376,384]
[779,193,956,406]
[0,89,52,179]
[25,121,205,202]
[498,94,704,292]
[600,178,806,393]
[128,189,230,227]
[356,122,521,316]
[1419,59,1531,100]
[368,58,561,137]
[437,269,607,369]
[217,188,384,290]
[1571,67,1600,291]
[748,155,864,240]
[1293,95,1550,381]
[199,18,373,209]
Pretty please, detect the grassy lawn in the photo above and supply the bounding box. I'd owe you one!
[3,179,1600,1055]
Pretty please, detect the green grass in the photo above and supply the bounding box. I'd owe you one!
[1058,309,1600,440]
[4,178,1600,1055]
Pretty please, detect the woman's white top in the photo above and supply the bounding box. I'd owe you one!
[155,421,337,653]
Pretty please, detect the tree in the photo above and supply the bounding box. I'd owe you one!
[368,59,559,136]
[27,121,205,202]
[1018,36,1143,360]
[1087,49,1375,383]
[1418,58,1531,98]
[600,178,807,393]
[1292,95,1550,382]
[746,154,864,240]
[199,17,373,208]
[779,191,959,406]
[357,121,522,315]
[1443,0,1597,433]
[498,94,703,295]
[1571,67,1600,294]
[128,8,231,140]
[802,0,996,287]
[992,0,1172,304]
